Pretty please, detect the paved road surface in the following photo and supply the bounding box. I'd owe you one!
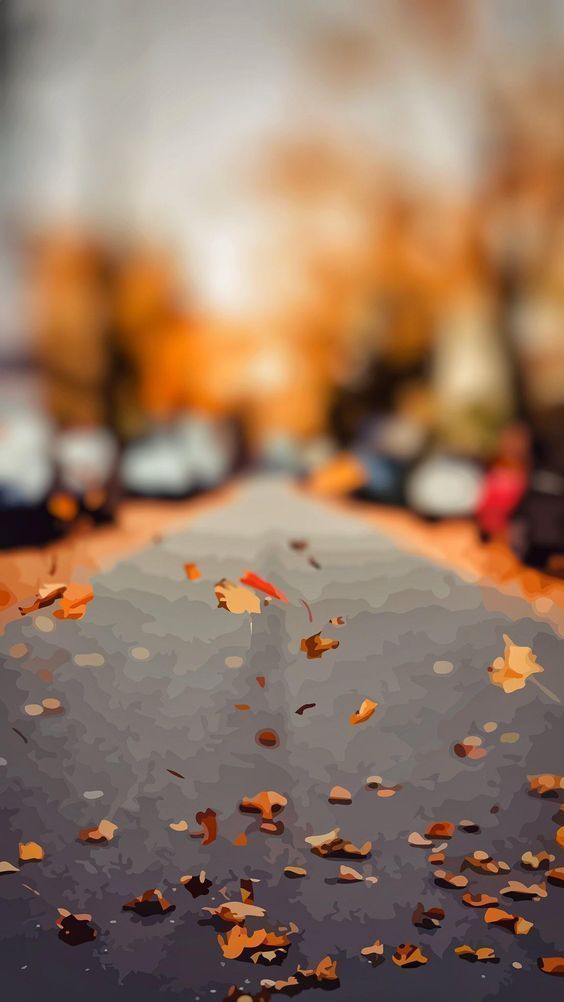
[1,479,563,1000]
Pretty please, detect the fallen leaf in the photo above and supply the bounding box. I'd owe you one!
[521,849,555,870]
[349,698,377,725]
[360,939,384,965]
[224,988,271,1001]
[408,832,433,847]
[123,889,175,916]
[546,867,564,886]
[528,774,564,796]
[328,785,352,804]
[0,861,19,874]
[235,704,250,711]
[500,880,547,901]
[329,616,346,626]
[305,827,371,859]
[53,583,94,620]
[255,729,280,749]
[184,562,201,580]
[215,579,261,615]
[284,866,307,879]
[169,820,189,832]
[484,907,533,934]
[392,943,429,968]
[412,902,445,928]
[79,819,118,843]
[295,703,316,715]
[338,864,363,882]
[377,785,401,798]
[19,841,44,862]
[462,851,510,875]
[434,870,468,889]
[193,808,217,845]
[300,632,339,660]
[538,957,564,976]
[19,583,67,615]
[233,832,248,846]
[218,926,291,964]
[462,893,499,908]
[427,851,445,865]
[204,901,266,924]
[180,870,212,898]
[488,634,543,693]
[455,945,498,963]
[240,791,287,833]
[56,908,96,946]
[240,571,288,603]
[425,821,454,839]
[459,819,480,833]
[262,955,339,992]
[256,676,266,688]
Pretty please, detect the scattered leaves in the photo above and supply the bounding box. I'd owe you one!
[218,926,291,964]
[305,827,371,859]
[425,821,454,839]
[19,583,67,615]
[462,893,498,908]
[528,774,564,796]
[79,819,118,843]
[204,901,266,924]
[434,870,468,889]
[54,583,94,620]
[240,791,287,833]
[546,867,564,886]
[455,945,498,963]
[262,956,339,993]
[500,879,547,901]
[462,851,510,875]
[193,808,217,845]
[521,849,555,870]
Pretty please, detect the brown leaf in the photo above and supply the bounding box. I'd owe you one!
[328,785,352,804]
[19,841,44,862]
[184,563,201,580]
[521,849,555,870]
[412,902,445,928]
[455,945,498,963]
[538,957,564,976]
[123,889,175,916]
[528,774,564,796]
[256,675,266,688]
[484,907,533,935]
[215,579,261,615]
[295,702,316,715]
[79,819,118,844]
[305,827,371,859]
[360,939,385,966]
[300,632,339,660]
[262,956,339,992]
[19,583,67,615]
[56,908,97,946]
[194,808,217,846]
[408,832,433,847]
[425,821,455,839]
[500,879,547,901]
[462,892,499,908]
[338,864,363,882]
[462,851,510,876]
[284,866,307,879]
[546,867,564,886]
[434,870,468,889]
[349,698,378,725]
[329,616,346,626]
[240,791,287,833]
[488,634,543,693]
[180,870,212,898]
[0,861,19,875]
[204,901,266,924]
[218,926,290,963]
[392,944,429,968]
[427,851,446,865]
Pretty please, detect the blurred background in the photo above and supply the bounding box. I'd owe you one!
[1,0,564,571]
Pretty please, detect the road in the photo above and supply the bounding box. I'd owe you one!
[1,478,563,1000]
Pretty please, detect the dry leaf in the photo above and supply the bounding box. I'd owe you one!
[215,579,261,615]
[193,808,217,845]
[0,861,19,874]
[546,867,564,886]
[240,790,287,833]
[184,562,201,580]
[296,702,316,715]
[361,939,384,965]
[349,698,377,725]
[284,866,307,879]
[204,901,266,924]
[19,841,44,862]
[412,902,445,928]
[305,827,371,859]
[462,892,498,908]
[455,945,498,963]
[434,870,468,889]
[328,785,352,804]
[500,879,547,901]
[262,955,339,992]
[218,926,290,963]
[392,943,429,968]
[56,908,97,946]
[123,889,175,916]
[484,906,533,934]
[488,634,543,693]
[528,774,564,796]
[408,832,433,847]
[79,819,118,843]
[538,957,564,976]
[521,849,555,870]
[300,632,339,659]
[425,821,454,839]
[169,820,189,832]
[338,864,363,882]
[181,871,212,898]
[462,851,510,875]
[19,583,67,615]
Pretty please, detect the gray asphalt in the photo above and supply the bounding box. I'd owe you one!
[1,478,563,1001]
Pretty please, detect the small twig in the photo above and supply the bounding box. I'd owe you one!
[530,676,561,703]
[300,598,313,623]
[11,727,28,744]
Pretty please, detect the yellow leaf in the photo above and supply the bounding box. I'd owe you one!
[488,634,543,694]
